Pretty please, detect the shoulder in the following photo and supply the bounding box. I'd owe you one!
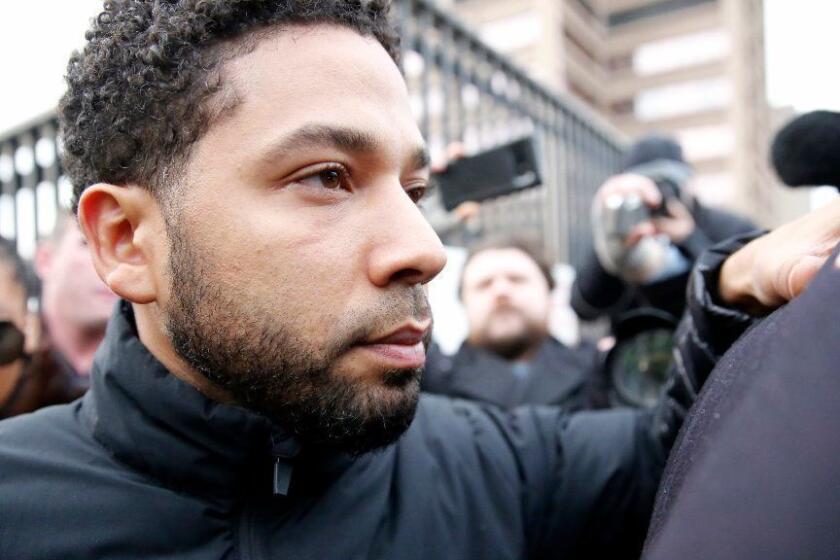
[421,342,487,392]
[0,402,88,460]
[0,402,132,511]
[408,395,516,455]
[537,338,598,374]
[406,395,571,470]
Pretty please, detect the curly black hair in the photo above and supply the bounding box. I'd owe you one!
[59,0,401,212]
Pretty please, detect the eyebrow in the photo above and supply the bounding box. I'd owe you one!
[258,123,430,171]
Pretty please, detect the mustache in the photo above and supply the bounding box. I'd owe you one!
[333,287,433,353]
[489,303,525,316]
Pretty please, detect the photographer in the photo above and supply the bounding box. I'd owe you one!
[572,134,757,325]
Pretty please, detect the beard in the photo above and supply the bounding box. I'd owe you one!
[163,220,431,456]
[476,306,545,360]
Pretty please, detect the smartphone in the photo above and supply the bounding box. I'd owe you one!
[434,136,542,211]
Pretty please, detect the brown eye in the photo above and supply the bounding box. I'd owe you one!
[407,186,427,204]
[295,165,350,192]
[319,169,342,190]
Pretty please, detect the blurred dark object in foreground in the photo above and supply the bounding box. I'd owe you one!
[643,242,840,559]
[771,110,840,190]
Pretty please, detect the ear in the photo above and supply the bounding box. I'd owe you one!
[77,184,163,305]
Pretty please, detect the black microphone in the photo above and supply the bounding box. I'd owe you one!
[770,110,840,189]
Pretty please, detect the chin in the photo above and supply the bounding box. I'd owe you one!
[487,325,528,344]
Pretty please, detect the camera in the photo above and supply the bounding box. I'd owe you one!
[602,309,677,409]
[592,159,692,281]
[602,158,692,236]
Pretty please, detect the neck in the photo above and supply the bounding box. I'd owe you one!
[512,343,540,362]
[44,313,106,376]
[132,302,235,405]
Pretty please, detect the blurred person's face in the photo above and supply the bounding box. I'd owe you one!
[82,25,446,455]
[461,248,551,360]
[0,263,29,402]
[37,224,117,329]
[0,263,27,333]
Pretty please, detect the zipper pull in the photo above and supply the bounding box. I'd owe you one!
[273,457,293,496]
[270,430,301,497]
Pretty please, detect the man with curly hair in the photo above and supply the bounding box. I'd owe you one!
[0,1,838,558]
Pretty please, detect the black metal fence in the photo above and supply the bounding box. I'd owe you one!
[0,113,67,259]
[395,0,625,266]
[0,0,624,266]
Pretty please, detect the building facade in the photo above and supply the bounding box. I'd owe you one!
[439,0,799,224]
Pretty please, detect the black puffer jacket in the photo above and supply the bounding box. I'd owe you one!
[0,238,754,560]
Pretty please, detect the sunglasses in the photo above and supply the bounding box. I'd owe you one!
[0,321,25,366]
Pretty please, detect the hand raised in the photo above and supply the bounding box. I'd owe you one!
[719,199,840,313]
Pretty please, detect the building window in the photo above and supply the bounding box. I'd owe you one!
[691,172,734,206]
[633,30,730,76]
[676,124,735,161]
[635,77,731,121]
[479,11,542,53]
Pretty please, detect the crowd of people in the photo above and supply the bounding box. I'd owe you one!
[0,1,838,559]
[0,213,116,419]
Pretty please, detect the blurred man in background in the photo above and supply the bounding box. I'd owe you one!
[572,134,757,326]
[423,239,600,410]
[34,212,117,380]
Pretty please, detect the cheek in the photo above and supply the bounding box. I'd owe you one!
[516,289,550,320]
[187,189,373,322]
[464,295,494,326]
[203,225,364,325]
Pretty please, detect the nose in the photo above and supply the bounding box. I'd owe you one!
[489,278,513,303]
[366,185,447,288]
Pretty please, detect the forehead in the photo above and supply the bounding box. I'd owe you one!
[200,24,422,162]
[463,248,544,286]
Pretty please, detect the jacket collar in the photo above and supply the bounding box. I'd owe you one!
[447,338,588,408]
[80,301,303,500]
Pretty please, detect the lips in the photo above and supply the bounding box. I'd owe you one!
[372,327,427,346]
[356,322,431,369]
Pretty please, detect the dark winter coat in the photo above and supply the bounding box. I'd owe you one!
[643,241,840,559]
[0,237,751,560]
[422,338,599,411]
